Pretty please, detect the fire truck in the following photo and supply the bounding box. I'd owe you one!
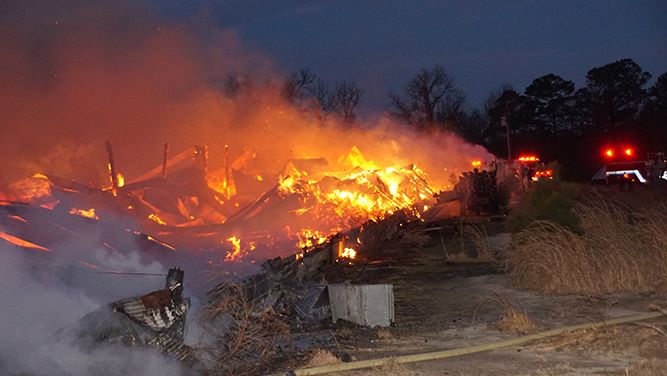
[591,146,667,186]
[453,154,553,215]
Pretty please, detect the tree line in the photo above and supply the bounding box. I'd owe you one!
[219,58,665,180]
[388,59,666,180]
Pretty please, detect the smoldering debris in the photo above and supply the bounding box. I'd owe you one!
[56,268,195,364]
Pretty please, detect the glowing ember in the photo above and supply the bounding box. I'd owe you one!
[224,236,245,261]
[0,232,51,252]
[296,228,328,249]
[339,247,357,260]
[116,173,125,187]
[148,213,167,225]
[69,207,99,220]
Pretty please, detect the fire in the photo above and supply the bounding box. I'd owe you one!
[296,229,328,249]
[471,160,482,168]
[0,232,51,252]
[148,213,167,225]
[339,247,357,260]
[224,236,247,262]
[116,173,125,187]
[1,174,57,208]
[69,207,99,220]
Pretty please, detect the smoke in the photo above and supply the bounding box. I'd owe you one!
[0,0,491,188]
[0,221,193,375]
[0,2,493,373]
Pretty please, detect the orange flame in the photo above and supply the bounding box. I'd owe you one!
[0,232,51,252]
[224,236,245,262]
[147,213,167,225]
[69,208,99,220]
[340,247,357,260]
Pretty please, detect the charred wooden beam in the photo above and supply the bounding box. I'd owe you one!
[193,145,208,184]
[224,144,231,199]
[105,141,119,194]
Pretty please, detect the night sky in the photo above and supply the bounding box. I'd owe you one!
[155,0,667,111]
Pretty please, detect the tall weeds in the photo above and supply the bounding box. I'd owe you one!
[506,198,667,294]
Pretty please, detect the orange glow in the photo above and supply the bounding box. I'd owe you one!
[518,155,539,162]
[224,236,248,262]
[604,148,614,158]
[147,213,167,225]
[116,173,125,187]
[0,232,51,252]
[624,148,634,157]
[296,228,328,250]
[278,150,435,228]
[69,208,99,220]
[339,247,357,260]
[471,160,482,168]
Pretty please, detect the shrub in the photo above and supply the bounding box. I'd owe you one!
[508,179,582,232]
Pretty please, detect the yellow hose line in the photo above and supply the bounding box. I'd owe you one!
[280,311,664,375]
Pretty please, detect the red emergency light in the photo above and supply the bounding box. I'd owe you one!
[603,145,636,160]
[518,155,539,162]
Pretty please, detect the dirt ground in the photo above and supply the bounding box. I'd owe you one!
[311,238,667,376]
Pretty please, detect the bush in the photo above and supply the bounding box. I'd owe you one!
[508,179,582,232]
[505,198,667,294]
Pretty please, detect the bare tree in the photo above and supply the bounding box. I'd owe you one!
[389,65,458,128]
[329,81,363,123]
[283,69,317,104]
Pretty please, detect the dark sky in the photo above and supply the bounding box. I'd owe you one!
[49,0,667,111]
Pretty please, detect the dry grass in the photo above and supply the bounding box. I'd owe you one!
[506,198,667,294]
[621,359,667,376]
[302,351,418,376]
[305,349,342,367]
[475,293,539,334]
[536,320,667,359]
[348,359,419,376]
[356,209,430,260]
[447,223,494,263]
[199,282,290,375]
[375,328,393,340]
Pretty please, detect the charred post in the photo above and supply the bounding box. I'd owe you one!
[193,145,208,184]
[105,141,119,194]
[224,144,231,200]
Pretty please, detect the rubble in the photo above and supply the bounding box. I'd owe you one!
[56,268,196,365]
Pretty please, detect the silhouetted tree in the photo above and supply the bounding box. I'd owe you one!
[641,72,667,150]
[523,74,576,135]
[283,69,317,104]
[283,70,363,123]
[578,58,651,130]
[328,81,363,123]
[388,65,461,128]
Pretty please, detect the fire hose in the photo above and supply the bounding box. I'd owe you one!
[277,306,667,375]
